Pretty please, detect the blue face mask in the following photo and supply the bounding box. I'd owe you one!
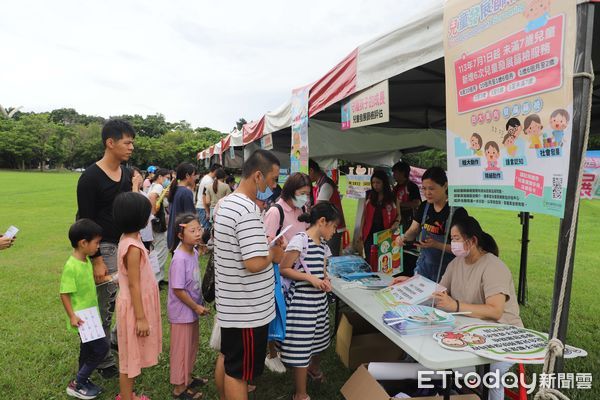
[256,174,273,201]
[162,179,171,188]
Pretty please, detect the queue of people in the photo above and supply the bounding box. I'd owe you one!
[60,118,521,400]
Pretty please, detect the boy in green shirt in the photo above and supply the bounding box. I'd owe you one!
[60,219,108,399]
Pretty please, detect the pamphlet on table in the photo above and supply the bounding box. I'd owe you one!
[376,274,446,306]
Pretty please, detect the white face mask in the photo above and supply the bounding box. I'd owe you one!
[292,194,309,208]
[451,241,470,257]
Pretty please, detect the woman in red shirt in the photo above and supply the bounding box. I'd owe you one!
[359,170,399,257]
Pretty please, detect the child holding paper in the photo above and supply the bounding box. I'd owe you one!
[279,203,340,400]
[168,213,209,400]
[60,218,108,399]
[113,193,162,400]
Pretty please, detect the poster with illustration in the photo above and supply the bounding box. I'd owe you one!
[434,324,587,364]
[444,0,576,218]
[373,228,403,274]
[291,86,310,174]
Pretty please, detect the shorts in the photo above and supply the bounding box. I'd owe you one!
[221,325,269,381]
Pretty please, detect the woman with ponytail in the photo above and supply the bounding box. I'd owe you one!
[167,163,198,250]
[204,168,231,222]
[393,216,522,400]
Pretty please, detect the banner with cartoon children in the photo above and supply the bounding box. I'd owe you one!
[444,0,576,218]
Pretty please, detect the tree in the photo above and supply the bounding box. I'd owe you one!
[0,104,22,119]
[235,118,247,131]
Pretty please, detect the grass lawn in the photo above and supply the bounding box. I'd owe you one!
[0,170,598,399]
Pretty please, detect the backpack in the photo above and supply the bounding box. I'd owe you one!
[202,251,215,303]
[281,231,312,293]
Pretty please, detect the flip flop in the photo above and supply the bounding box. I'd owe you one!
[307,368,326,383]
[173,387,202,400]
[188,376,209,389]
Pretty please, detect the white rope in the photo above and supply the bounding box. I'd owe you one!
[533,65,594,400]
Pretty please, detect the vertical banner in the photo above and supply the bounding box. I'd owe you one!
[229,145,235,160]
[444,0,576,218]
[291,86,310,174]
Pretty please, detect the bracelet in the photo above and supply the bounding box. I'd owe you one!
[456,300,460,312]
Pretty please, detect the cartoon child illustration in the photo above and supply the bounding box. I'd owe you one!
[502,133,518,157]
[524,114,543,149]
[549,108,569,147]
[470,133,483,156]
[292,131,301,153]
[484,141,501,171]
[462,332,486,345]
[524,0,551,33]
[438,332,468,349]
[506,117,523,138]
[380,254,390,273]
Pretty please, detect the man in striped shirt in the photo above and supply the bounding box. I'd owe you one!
[213,149,284,400]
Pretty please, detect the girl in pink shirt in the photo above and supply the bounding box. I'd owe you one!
[113,193,162,400]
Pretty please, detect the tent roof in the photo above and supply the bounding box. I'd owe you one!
[199,0,600,160]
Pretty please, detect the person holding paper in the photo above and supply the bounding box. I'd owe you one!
[60,219,109,399]
[0,234,16,250]
[397,167,468,282]
[358,170,398,258]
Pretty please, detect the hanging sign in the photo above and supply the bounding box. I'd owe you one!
[444,0,576,218]
[341,80,389,130]
[261,133,273,150]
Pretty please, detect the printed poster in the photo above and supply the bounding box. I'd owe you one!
[373,228,403,274]
[434,324,587,364]
[346,174,372,199]
[444,0,576,218]
[341,80,389,130]
[291,86,310,173]
[261,133,273,150]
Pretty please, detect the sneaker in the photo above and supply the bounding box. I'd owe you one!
[85,379,104,394]
[265,354,286,373]
[98,365,119,379]
[66,380,100,399]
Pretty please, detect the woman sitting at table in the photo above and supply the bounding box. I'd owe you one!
[393,216,522,400]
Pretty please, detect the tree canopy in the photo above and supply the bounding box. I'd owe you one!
[0,109,224,171]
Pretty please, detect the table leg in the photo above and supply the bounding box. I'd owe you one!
[333,295,340,339]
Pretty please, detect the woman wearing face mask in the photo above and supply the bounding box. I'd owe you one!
[148,168,171,285]
[397,167,468,281]
[262,172,312,374]
[358,170,398,259]
[393,216,521,400]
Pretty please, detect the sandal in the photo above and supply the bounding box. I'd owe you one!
[173,388,202,400]
[188,376,209,389]
[116,394,151,400]
[291,395,310,400]
[307,368,326,383]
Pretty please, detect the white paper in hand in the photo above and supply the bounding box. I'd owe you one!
[3,226,18,239]
[269,225,292,247]
[74,307,106,343]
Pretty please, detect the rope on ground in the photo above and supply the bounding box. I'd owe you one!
[533,65,594,400]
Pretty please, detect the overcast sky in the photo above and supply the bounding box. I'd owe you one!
[1,0,434,132]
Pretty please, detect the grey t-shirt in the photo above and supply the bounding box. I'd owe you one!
[439,252,523,327]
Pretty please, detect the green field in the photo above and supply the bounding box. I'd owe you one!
[0,170,598,399]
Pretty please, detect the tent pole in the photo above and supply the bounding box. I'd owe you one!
[517,212,532,305]
[549,2,595,373]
